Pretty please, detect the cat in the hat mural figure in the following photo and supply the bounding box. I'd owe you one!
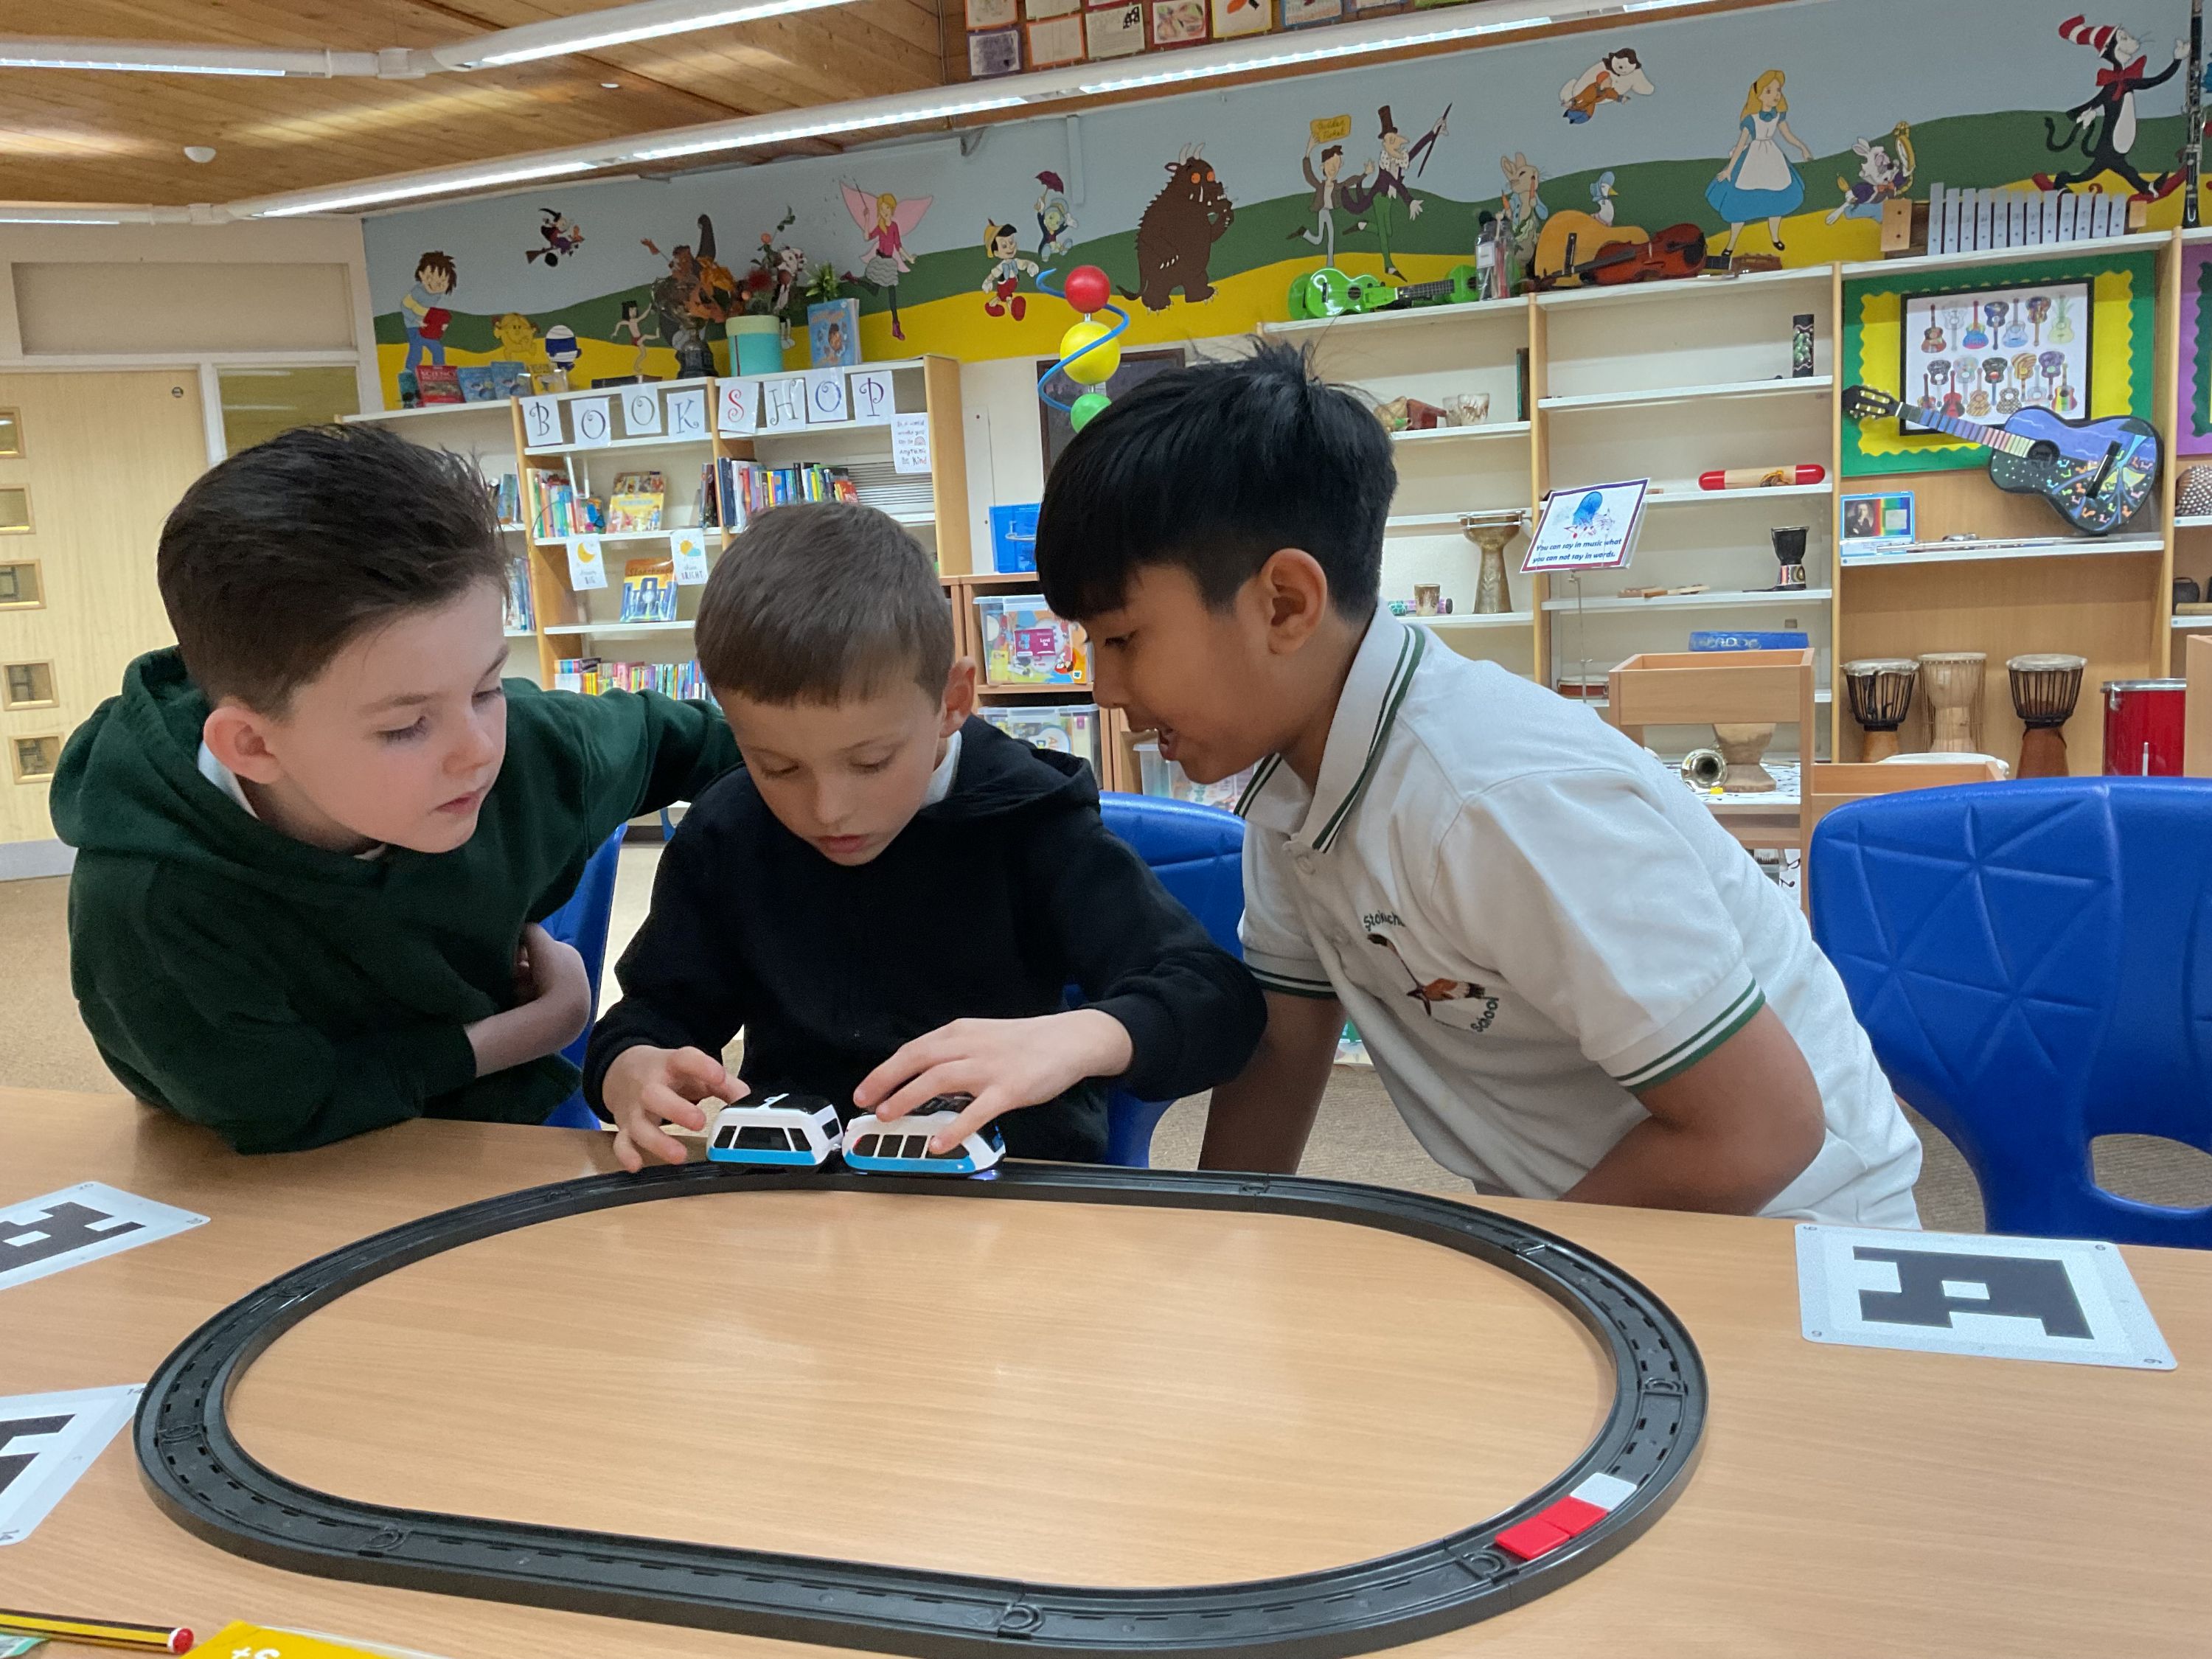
[2035,13,2188,197]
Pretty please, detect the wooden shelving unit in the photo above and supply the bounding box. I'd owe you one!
[347,359,971,692]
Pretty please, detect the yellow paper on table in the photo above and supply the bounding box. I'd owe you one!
[184,1625,448,1659]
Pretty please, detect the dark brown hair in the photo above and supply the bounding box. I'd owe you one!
[156,423,504,712]
[414,250,456,287]
[695,502,952,705]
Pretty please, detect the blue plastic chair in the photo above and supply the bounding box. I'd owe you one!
[1096,793,1248,1166]
[1809,778,2212,1246]
[537,827,627,1130]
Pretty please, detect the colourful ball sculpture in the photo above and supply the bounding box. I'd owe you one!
[1064,264,1111,316]
[1057,318,1121,385]
[1070,391,1110,432]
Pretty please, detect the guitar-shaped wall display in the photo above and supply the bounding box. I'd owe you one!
[1842,383,2160,535]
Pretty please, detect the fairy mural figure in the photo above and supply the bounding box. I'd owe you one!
[1705,70,1812,257]
[402,251,456,372]
[981,223,1038,320]
[1035,171,1078,262]
[839,184,933,342]
[1340,103,1449,279]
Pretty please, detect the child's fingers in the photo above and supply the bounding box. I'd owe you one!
[641,1081,709,1134]
[667,1047,737,1102]
[613,1128,644,1174]
[928,1089,1009,1152]
[626,1109,694,1166]
[874,1063,974,1124]
[854,1031,956,1109]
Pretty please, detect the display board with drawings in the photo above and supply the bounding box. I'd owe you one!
[1897,278,2091,437]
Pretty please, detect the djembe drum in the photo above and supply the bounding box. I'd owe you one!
[1918,651,1987,754]
[2006,653,2086,778]
[1462,510,1525,615]
[1842,658,1919,760]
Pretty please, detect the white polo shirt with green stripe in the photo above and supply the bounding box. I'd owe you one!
[1237,611,1921,1227]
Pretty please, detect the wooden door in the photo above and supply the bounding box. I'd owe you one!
[0,372,206,844]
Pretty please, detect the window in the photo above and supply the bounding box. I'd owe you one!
[734,1126,790,1152]
[712,1126,738,1150]
[0,563,39,608]
[0,487,29,535]
[10,734,60,783]
[927,1143,969,1162]
[218,366,361,457]
[2,661,55,710]
[0,409,20,457]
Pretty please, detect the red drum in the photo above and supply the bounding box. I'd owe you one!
[2101,678,2188,776]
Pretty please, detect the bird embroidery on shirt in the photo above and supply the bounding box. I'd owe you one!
[1366,932,1484,1013]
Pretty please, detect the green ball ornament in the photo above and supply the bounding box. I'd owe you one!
[1069,392,1110,432]
[1058,318,1121,385]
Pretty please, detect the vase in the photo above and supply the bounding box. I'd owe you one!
[727,315,784,376]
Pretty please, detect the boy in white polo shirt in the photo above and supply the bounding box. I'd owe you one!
[1032,344,1920,1225]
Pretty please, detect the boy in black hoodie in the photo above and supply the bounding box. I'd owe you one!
[584,502,1265,1168]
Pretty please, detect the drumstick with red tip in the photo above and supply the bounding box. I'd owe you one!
[1698,464,1826,490]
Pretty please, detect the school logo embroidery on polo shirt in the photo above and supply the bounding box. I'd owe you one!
[1363,931,1500,1030]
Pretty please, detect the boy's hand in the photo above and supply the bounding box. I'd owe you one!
[467,924,592,1079]
[852,1009,1133,1152]
[602,1045,744,1172]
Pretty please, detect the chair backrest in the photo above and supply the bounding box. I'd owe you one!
[1810,778,2212,1245]
[2186,633,2211,776]
[538,828,627,1071]
[1098,792,1246,959]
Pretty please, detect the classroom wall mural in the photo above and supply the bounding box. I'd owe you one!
[364,0,2212,404]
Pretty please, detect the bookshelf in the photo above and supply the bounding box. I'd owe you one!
[348,359,972,698]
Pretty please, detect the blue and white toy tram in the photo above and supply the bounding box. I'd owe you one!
[705,1093,844,1167]
[841,1100,1004,1176]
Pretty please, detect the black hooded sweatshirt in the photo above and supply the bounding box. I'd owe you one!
[584,717,1265,1161]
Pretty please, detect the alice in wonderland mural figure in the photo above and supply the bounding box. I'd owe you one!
[1706,69,1813,255]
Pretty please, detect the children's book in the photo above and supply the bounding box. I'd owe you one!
[415,364,463,405]
[607,470,667,533]
[488,360,532,398]
[504,554,535,633]
[619,556,680,623]
[978,595,1087,686]
[456,366,498,403]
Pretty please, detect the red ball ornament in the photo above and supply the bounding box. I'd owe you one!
[1064,264,1110,316]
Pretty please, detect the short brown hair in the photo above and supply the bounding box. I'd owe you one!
[695,503,952,705]
[157,423,504,712]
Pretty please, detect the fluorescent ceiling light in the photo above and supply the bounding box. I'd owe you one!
[627,93,1030,161]
[0,50,285,74]
[442,0,860,67]
[0,212,126,223]
[257,159,599,218]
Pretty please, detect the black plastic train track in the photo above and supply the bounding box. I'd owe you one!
[137,1162,1705,1659]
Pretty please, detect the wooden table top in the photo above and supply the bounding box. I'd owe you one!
[4,1088,2209,1659]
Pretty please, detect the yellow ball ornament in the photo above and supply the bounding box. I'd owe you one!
[1058,318,1121,386]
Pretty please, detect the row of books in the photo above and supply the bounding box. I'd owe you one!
[553,658,711,700]
[528,470,604,540]
[701,459,861,530]
[502,555,534,634]
[407,362,531,407]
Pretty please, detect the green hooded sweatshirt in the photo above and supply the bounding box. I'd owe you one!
[50,648,740,1154]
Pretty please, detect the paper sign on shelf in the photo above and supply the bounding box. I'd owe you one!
[570,397,614,450]
[761,377,807,431]
[1521,478,1650,574]
[670,528,711,586]
[891,412,932,475]
[518,396,563,451]
[669,386,709,439]
[622,386,663,437]
[0,1385,142,1545]
[716,379,758,437]
[849,368,896,423]
[566,535,608,591]
[804,369,851,424]
[0,1181,207,1293]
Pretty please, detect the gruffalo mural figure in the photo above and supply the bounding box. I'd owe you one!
[1121,145,1236,310]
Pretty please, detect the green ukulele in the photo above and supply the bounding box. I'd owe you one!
[1287,262,1484,320]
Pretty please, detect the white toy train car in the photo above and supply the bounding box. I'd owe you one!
[841,1098,1004,1176]
[706,1093,843,1167]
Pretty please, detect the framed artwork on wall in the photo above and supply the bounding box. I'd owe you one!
[1896,277,2090,437]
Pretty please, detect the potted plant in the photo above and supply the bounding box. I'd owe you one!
[728,208,804,376]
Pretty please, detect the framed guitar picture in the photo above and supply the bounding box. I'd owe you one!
[1897,277,2091,437]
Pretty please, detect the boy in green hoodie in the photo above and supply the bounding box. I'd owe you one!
[52,424,740,1154]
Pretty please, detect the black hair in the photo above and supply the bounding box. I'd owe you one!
[1035,341,1392,621]
[695,502,952,705]
[157,423,504,713]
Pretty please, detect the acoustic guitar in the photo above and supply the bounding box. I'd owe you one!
[1842,383,2160,535]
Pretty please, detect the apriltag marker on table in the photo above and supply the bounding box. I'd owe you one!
[0,1183,206,1294]
[0,1385,142,1545]
[1796,1225,2175,1370]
